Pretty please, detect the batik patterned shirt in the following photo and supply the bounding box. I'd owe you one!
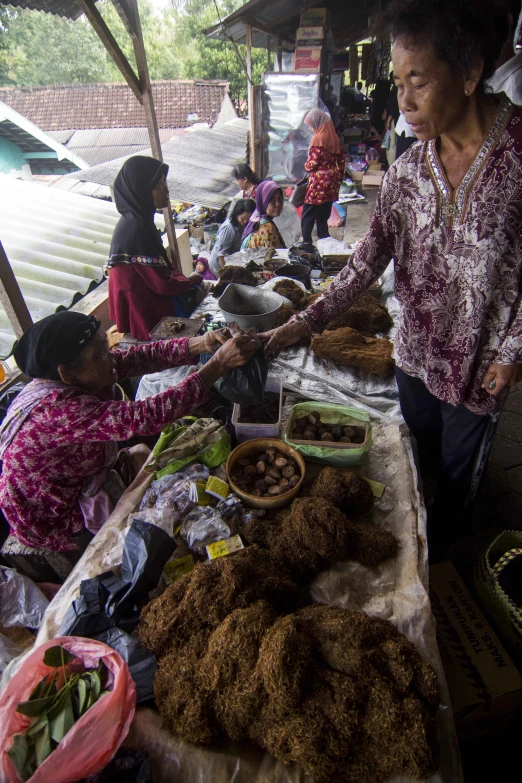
[299,98,522,416]
[0,338,208,552]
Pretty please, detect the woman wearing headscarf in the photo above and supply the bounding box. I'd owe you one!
[0,312,257,557]
[107,156,203,341]
[210,198,255,277]
[301,109,345,244]
[194,256,217,281]
[240,181,285,250]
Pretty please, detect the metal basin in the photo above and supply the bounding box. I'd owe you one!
[218,284,284,331]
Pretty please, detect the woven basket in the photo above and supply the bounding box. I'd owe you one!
[474,530,522,661]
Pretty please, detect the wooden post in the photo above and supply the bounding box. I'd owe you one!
[246,23,255,170]
[277,37,283,72]
[112,0,181,269]
[0,241,33,337]
[267,36,271,71]
[75,0,142,103]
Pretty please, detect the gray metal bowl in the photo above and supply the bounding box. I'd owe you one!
[218,284,284,331]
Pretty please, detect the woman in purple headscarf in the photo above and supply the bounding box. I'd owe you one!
[240,180,286,250]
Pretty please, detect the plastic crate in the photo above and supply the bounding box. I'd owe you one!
[231,377,282,443]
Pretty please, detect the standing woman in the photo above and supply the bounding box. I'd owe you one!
[241,181,285,250]
[209,198,255,277]
[261,0,522,560]
[107,156,203,340]
[301,109,345,245]
[232,163,260,199]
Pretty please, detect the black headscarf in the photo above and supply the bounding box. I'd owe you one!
[107,156,171,270]
[13,312,100,380]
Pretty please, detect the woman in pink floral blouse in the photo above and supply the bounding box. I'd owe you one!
[301,109,345,244]
[0,312,257,554]
[262,0,522,560]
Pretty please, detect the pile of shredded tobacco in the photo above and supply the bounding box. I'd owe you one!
[139,467,439,782]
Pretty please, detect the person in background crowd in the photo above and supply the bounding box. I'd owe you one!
[261,0,522,562]
[194,256,217,281]
[488,2,522,104]
[395,110,418,157]
[240,181,285,250]
[300,109,345,245]
[210,198,255,277]
[232,164,260,199]
[107,157,203,340]
[0,312,257,557]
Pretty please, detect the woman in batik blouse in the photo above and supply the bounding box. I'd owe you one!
[0,312,257,555]
[261,0,522,560]
[241,181,286,250]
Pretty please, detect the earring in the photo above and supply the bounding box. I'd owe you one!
[465,89,469,95]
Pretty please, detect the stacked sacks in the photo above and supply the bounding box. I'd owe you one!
[139,468,438,782]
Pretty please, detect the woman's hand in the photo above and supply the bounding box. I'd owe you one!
[258,320,311,358]
[197,332,259,388]
[189,328,232,356]
[482,363,521,396]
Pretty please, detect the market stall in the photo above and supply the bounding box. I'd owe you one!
[0,252,463,781]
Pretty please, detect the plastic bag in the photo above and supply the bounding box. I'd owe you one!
[180,506,231,555]
[288,242,322,269]
[0,636,135,783]
[215,347,268,406]
[0,567,49,629]
[284,402,372,467]
[381,129,391,150]
[81,748,151,783]
[0,633,23,676]
[139,464,210,526]
[150,418,231,479]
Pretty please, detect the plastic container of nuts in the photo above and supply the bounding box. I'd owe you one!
[226,438,305,509]
[284,402,371,467]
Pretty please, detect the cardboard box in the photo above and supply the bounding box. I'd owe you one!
[430,561,522,738]
[347,169,364,183]
[300,8,327,27]
[362,170,385,187]
[296,26,324,46]
[294,47,322,73]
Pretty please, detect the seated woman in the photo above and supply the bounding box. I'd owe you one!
[0,312,257,556]
[194,256,217,281]
[240,181,286,250]
[107,156,203,340]
[232,163,260,199]
[209,198,255,277]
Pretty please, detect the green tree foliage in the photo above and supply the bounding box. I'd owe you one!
[0,0,269,110]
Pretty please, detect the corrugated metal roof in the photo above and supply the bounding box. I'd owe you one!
[2,0,91,20]
[0,176,119,358]
[59,128,183,167]
[67,119,249,210]
[204,0,377,49]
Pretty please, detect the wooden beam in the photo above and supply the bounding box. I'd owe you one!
[126,0,181,269]
[76,0,142,103]
[246,23,256,170]
[0,241,33,338]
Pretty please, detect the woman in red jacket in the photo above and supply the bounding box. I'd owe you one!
[301,109,345,244]
[107,156,203,340]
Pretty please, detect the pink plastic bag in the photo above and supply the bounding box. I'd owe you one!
[0,636,136,783]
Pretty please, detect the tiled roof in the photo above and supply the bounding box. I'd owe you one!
[0,81,231,131]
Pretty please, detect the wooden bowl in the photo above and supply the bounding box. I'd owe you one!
[226,438,305,509]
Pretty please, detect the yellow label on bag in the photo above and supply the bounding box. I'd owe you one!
[194,482,217,506]
[164,554,194,582]
[206,534,244,560]
[364,478,385,498]
[205,476,229,501]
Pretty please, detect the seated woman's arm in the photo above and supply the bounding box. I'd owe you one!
[114,334,219,380]
[50,335,257,444]
[216,222,239,257]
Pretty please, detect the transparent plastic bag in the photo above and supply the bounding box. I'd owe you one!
[0,567,49,629]
[139,464,210,527]
[0,633,23,676]
[180,506,231,555]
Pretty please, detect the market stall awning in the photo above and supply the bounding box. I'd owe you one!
[65,118,249,210]
[204,0,379,50]
[3,0,96,18]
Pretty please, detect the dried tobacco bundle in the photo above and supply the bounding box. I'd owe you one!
[312,327,394,377]
[325,293,393,335]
